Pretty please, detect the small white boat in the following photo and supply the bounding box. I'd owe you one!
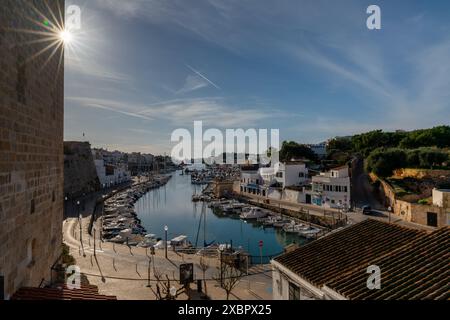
[240,207,268,220]
[170,235,191,248]
[298,228,321,238]
[283,223,308,234]
[154,240,170,249]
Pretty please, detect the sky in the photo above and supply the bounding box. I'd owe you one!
[63,0,450,155]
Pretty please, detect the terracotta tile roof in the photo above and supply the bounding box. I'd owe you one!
[11,284,117,300]
[273,219,425,287]
[327,227,450,300]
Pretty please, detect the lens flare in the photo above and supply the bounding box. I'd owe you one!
[59,30,73,44]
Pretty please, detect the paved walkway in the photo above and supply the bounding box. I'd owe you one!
[63,215,273,300]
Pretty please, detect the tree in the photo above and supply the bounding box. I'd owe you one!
[279,141,318,162]
[418,148,449,169]
[366,148,407,177]
[198,257,210,296]
[215,258,244,300]
[151,268,185,300]
[327,137,352,153]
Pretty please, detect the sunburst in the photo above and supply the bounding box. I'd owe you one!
[5,1,79,74]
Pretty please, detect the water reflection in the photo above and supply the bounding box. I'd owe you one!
[135,171,306,260]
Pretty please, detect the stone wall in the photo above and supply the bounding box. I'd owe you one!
[371,173,447,228]
[0,0,65,299]
[64,141,101,198]
[393,168,450,180]
[211,180,234,198]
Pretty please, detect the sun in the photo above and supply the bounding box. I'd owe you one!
[59,30,73,44]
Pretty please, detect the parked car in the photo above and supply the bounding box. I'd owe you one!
[362,205,372,215]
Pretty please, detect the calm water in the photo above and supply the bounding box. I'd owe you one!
[135,171,305,262]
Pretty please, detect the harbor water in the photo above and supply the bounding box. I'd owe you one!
[135,170,306,263]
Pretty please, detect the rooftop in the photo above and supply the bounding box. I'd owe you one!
[327,227,449,300]
[273,219,449,300]
[274,220,424,286]
[11,284,117,300]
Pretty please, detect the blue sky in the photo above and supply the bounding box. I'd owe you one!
[64,0,450,155]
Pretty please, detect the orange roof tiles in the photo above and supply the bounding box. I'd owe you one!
[11,284,117,300]
[274,219,425,287]
[327,227,449,300]
[274,219,449,300]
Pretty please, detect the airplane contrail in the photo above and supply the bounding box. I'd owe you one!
[186,64,221,90]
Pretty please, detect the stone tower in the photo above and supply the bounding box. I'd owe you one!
[0,0,65,299]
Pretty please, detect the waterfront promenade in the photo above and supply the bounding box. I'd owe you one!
[63,215,273,300]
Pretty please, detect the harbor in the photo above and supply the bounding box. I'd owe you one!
[133,170,310,263]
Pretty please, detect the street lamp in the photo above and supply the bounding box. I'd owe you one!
[164,225,169,259]
[219,246,224,287]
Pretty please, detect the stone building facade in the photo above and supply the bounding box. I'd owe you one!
[373,174,449,228]
[0,0,65,299]
[64,141,101,198]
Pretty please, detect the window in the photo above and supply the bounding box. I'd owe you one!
[427,212,438,227]
[299,172,304,178]
[289,282,300,300]
[276,172,283,178]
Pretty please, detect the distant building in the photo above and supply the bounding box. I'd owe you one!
[239,162,309,198]
[92,148,126,165]
[272,219,448,300]
[240,166,264,196]
[94,159,131,188]
[128,152,154,176]
[311,165,351,210]
[0,0,65,299]
[306,142,327,158]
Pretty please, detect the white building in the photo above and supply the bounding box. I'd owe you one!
[94,159,131,188]
[240,168,264,196]
[311,165,350,209]
[259,162,309,188]
[239,162,309,198]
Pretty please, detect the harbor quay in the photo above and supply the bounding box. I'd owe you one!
[63,214,273,300]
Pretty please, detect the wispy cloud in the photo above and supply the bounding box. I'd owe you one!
[66,56,132,83]
[66,97,153,121]
[185,64,221,89]
[176,74,209,94]
[66,96,287,128]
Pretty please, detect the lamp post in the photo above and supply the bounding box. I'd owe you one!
[93,228,96,257]
[164,225,169,259]
[219,246,224,288]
